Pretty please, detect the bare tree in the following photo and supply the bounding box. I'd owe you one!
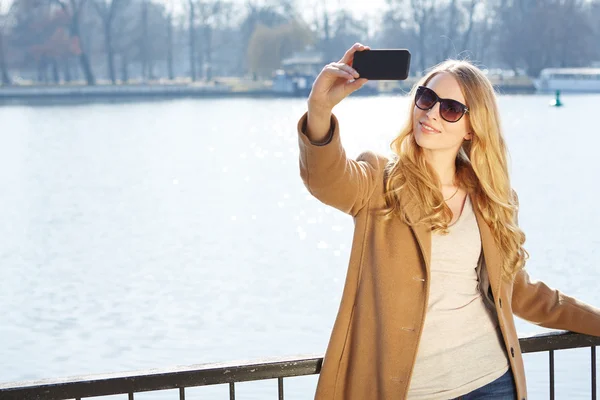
[51,0,95,85]
[187,0,197,80]
[0,31,9,85]
[238,1,294,76]
[186,0,227,81]
[196,1,227,81]
[165,0,176,80]
[460,0,481,51]
[323,9,369,57]
[496,0,596,76]
[8,0,77,84]
[93,0,128,84]
[139,0,150,80]
[134,0,169,81]
[438,0,483,60]
[0,0,12,85]
[591,1,600,63]
[470,10,495,66]
[247,21,313,78]
[377,0,414,51]
[410,0,436,72]
[441,0,459,60]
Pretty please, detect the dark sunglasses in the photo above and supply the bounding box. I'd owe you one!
[415,86,469,123]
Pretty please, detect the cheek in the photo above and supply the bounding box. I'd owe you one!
[413,107,425,128]
[444,121,469,141]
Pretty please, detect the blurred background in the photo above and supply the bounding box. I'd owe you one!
[1,1,600,400]
[0,0,598,91]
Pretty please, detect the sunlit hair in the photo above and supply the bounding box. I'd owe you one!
[382,59,528,281]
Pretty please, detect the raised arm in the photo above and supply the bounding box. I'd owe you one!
[297,43,387,216]
[304,43,369,143]
[298,112,385,216]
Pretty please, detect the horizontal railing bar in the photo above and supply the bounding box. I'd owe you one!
[1,331,599,400]
[0,355,323,400]
[519,331,600,353]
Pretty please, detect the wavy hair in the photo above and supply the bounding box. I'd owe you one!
[383,60,528,281]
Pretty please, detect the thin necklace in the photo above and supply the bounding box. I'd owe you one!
[444,187,460,202]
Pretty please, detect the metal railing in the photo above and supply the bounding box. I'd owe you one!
[1,331,598,400]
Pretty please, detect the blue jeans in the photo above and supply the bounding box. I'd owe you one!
[452,369,516,400]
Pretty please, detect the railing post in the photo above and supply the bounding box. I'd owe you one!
[278,377,284,400]
[549,350,555,400]
[592,346,597,400]
[229,382,235,400]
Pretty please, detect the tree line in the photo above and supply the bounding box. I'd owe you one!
[0,0,598,86]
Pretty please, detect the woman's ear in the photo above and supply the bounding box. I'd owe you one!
[464,132,473,141]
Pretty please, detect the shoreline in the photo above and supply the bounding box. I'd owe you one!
[0,81,537,104]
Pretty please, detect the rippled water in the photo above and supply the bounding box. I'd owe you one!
[0,94,599,399]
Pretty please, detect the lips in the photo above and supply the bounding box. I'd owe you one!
[420,121,441,133]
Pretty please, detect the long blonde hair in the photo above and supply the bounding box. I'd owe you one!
[383,60,528,281]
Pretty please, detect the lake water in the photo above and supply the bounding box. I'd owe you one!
[0,94,599,399]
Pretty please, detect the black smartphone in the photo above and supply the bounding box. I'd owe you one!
[352,49,411,80]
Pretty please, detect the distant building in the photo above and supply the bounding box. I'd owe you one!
[271,49,324,96]
[280,50,324,77]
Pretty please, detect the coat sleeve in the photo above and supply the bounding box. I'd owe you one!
[512,270,600,335]
[297,111,385,217]
[510,190,600,336]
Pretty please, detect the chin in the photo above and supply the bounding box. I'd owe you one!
[413,131,429,148]
[413,134,444,152]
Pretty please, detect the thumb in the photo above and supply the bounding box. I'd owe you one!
[346,78,368,95]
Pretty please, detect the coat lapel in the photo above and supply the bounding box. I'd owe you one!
[401,192,502,296]
[472,196,503,297]
[400,191,432,273]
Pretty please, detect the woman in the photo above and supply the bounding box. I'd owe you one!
[297,43,600,400]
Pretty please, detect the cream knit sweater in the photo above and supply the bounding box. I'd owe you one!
[407,196,510,399]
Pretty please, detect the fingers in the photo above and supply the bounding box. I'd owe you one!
[346,78,369,94]
[324,64,356,81]
[339,43,371,65]
[329,62,359,79]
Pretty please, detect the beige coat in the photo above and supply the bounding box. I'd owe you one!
[297,112,600,400]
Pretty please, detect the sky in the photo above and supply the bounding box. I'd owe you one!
[318,0,388,15]
[0,0,389,26]
[0,0,388,19]
[155,0,389,21]
[301,0,388,21]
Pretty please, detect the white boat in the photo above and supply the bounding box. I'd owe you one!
[534,68,600,93]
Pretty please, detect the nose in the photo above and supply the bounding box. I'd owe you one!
[425,102,441,120]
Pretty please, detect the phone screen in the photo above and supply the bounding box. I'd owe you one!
[352,49,411,81]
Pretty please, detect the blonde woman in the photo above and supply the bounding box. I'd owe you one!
[297,43,600,400]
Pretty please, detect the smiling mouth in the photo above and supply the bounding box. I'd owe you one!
[420,122,440,133]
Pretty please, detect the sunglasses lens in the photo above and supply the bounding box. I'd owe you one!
[440,100,465,122]
[416,87,436,110]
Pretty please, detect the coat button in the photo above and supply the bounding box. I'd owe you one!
[511,347,515,357]
[499,298,502,308]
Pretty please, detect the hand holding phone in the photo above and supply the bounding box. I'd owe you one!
[308,43,370,112]
[352,49,411,80]
[306,43,371,142]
